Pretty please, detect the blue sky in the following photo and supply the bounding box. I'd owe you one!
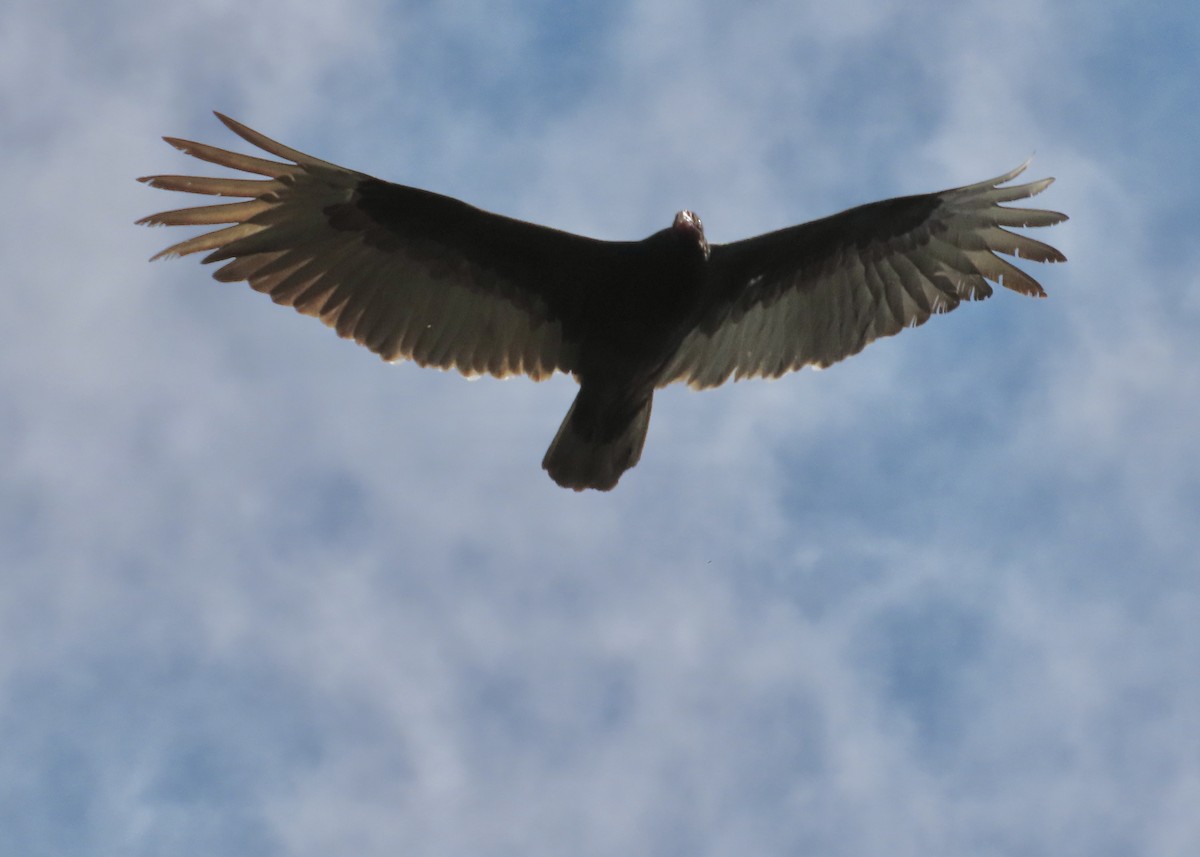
[3,1,1198,855]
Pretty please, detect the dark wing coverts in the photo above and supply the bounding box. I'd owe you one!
[139,113,624,379]
[660,163,1067,389]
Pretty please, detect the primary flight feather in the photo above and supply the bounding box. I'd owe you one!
[140,113,1067,491]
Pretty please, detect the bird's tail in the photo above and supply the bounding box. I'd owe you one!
[542,391,653,492]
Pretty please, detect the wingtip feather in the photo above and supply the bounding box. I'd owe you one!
[990,158,1032,187]
[210,112,340,170]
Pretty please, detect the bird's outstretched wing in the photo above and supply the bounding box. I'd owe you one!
[659,163,1067,389]
[139,113,621,379]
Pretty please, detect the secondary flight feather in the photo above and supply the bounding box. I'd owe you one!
[139,113,1067,491]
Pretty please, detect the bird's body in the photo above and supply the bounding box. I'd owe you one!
[538,215,714,488]
[140,114,1067,491]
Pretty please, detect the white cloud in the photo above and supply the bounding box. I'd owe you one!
[2,1,1197,855]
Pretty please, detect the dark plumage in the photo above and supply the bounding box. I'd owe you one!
[139,114,1067,491]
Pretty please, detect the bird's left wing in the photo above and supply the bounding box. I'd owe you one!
[140,114,620,380]
[659,163,1067,389]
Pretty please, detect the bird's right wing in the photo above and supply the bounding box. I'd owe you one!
[140,113,624,380]
[659,163,1067,389]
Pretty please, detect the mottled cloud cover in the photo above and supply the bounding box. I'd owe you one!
[2,1,1197,855]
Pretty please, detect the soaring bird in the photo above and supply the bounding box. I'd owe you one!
[139,114,1067,491]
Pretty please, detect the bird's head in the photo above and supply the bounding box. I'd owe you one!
[672,210,710,260]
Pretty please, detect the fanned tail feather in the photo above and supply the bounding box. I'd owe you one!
[542,392,653,491]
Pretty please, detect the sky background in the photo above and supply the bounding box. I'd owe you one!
[3,1,1199,855]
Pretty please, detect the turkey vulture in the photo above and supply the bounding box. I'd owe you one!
[139,113,1067,491]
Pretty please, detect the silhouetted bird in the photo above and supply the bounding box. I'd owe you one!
[140,114,1067,491]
